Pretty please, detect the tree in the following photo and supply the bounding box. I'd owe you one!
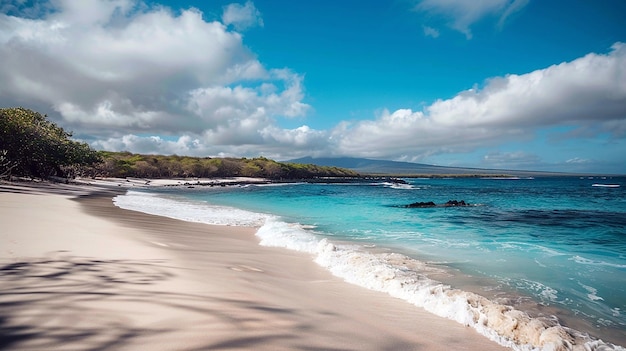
[0,107,101,179]
[0,150,17,179]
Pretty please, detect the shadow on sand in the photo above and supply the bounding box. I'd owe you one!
[0,253,362,351]
[0,183,437,350]
[0,254,184,350]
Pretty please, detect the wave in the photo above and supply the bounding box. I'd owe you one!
[570,255,626,269]
[113,190,268,227]
[113,190,625,351]
[375,182,421,190]
[262,224,624,350]
[501,278,560,304]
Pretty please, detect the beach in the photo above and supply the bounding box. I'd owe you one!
[0,181,509,351]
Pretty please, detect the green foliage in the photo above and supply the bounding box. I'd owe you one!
[91,152,360,180]
[0,108,358,180]
[0,107,101,179]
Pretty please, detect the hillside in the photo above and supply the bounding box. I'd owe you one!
[1,108,360,181]
[287,157,565,177]
[87,153,360,180]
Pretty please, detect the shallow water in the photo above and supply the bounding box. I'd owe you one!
[114,176,626,350]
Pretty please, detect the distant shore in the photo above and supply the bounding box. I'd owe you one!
[0,180,508,351]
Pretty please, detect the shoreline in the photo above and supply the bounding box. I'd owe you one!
[376,239,626,348]
[0,181,508,350]
[110,179,626,350]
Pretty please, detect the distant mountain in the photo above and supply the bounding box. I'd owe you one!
[286,157,562,177]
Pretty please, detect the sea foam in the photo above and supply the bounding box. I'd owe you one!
[113,190,625,351]
[113,190,268,227]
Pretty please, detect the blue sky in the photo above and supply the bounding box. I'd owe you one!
[1,0,625,173]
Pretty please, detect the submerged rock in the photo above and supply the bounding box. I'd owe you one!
[402,200,470,208]
[405,201,437,208]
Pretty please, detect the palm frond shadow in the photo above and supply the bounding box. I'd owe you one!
[1,252,428,350]
[0,254,339,350]
[0,254,185,350]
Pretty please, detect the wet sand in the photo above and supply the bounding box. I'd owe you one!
[0,181,509,350]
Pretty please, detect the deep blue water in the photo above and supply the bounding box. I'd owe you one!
[124,176,626,347]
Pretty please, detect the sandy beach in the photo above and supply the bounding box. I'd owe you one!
[0,181,509,351]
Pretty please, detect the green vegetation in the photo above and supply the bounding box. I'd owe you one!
[91,152,360,180]
[1,107,359,181]
[0,107,101,179]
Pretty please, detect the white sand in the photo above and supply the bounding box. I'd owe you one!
[0,181,509,350]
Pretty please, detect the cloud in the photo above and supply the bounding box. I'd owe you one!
[422,25,440,38]
[259,125,328,150]
[222,1,263,31]
[427,43,626,130]
[331,43,626,161]
[479,153,619,174]
[482,151,541,169]
[413,0,528,38]
[497,0,529,29]
[0,0,309,154]
[92,124,330,160]
[92,134,205,156]
[0,1,624,172]
[566,157,591,165]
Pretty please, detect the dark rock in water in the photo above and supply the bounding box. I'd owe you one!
[405,201,437,208]
[402,200,470,208]
[443,200,469,207]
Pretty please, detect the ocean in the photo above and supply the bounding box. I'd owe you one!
[113,176,626,350]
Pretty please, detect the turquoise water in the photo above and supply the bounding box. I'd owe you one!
[116,176,626,349]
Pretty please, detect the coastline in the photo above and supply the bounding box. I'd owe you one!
[0,180,508,351]
[107,178,626,350]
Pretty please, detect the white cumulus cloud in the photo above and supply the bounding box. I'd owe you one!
[1,1,624,171]
[0,0,310,156]
[332,43,626,161]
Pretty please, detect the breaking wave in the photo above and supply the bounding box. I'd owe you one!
[114,190,625,351]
